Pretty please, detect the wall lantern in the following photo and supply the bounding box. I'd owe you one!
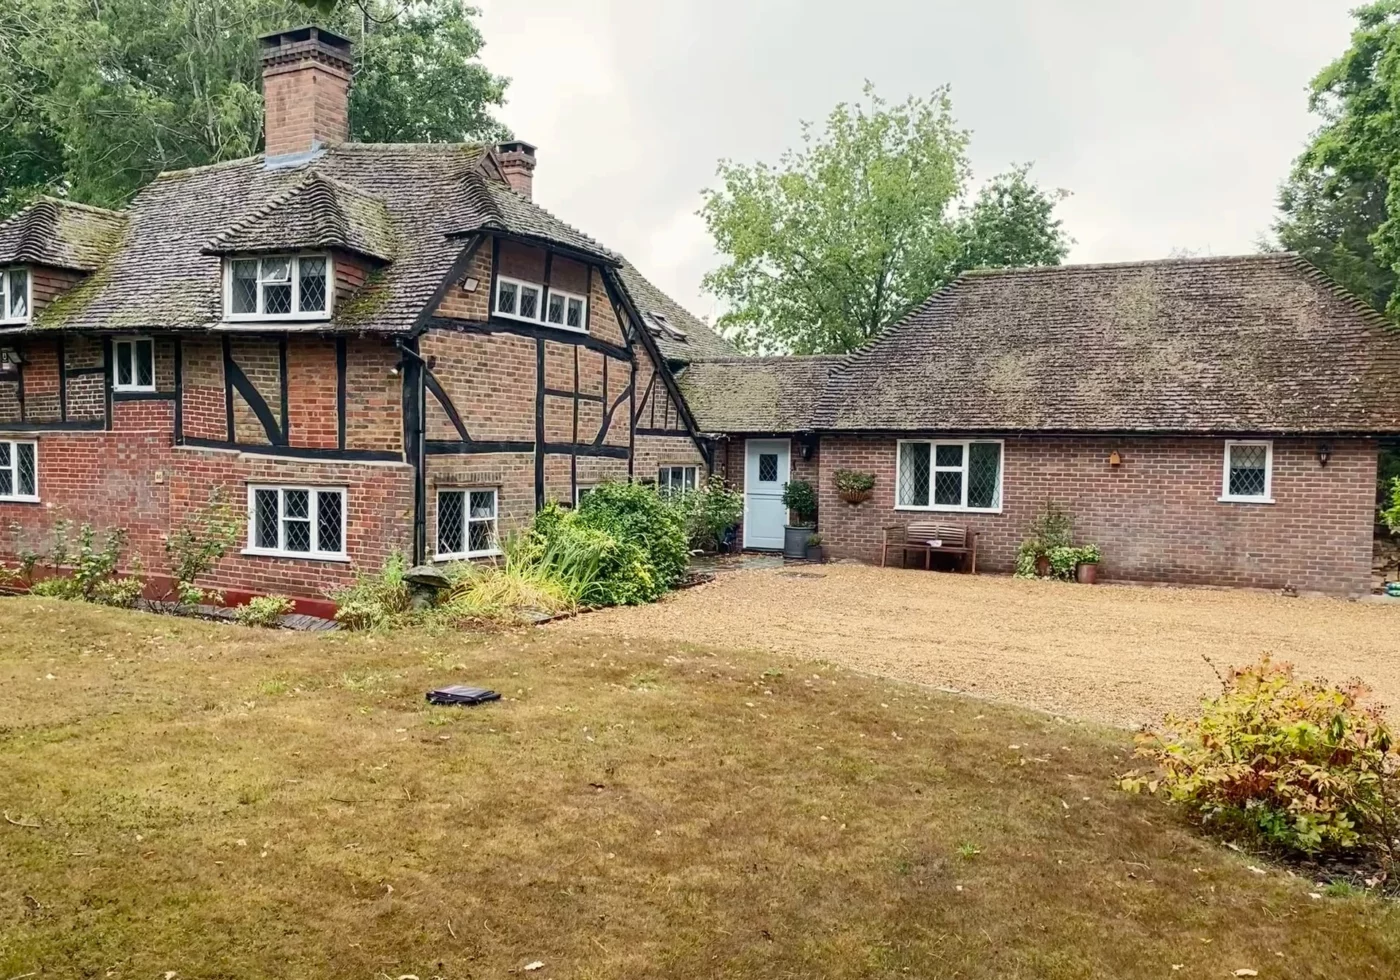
[1108,450,1123,467]
[0,347,21,379]
[799,434,818,460]
[460,276,480,293]
[1317,441,1332,467]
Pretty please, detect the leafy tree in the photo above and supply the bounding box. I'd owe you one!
[700,84,1071,355]
[0,0,508,217]
[1272,0,1400,316]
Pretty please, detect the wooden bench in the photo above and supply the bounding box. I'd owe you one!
[881,522,977,574]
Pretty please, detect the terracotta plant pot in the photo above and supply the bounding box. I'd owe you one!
[1034,555,1051,578]
[838,489,872,505]
[1076,562,1099,585]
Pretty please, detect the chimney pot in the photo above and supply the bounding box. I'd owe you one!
[496,140,538,199]
[260,26,354,162]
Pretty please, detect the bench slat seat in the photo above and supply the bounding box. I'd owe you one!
[881,521,977,573]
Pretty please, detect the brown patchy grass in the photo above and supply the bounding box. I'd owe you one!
[1,597,1397,979]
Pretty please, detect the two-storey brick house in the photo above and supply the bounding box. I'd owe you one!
[0,26,727,605]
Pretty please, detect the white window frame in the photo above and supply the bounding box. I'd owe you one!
[0,439,38,502]
[112,336,156,392]
[1220,439,1274,504]
[243,485,348,561]
[574,484,595,506]
[0,267,31,325]
[895,438,1004,513]
[657,465,698,495]
[435,487,501,561]
[223,254,332,322]
[493,275,589,333]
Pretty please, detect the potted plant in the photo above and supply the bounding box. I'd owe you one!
[781,479,818,559]
[805,532,826,563]
[1015,502,1074,579]
[834,469,875,504]
[1075,544,1102,584]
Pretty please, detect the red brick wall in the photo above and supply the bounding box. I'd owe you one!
[815,434,1378,595]
[262,58,350,157]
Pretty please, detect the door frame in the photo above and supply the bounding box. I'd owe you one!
[742,437,791,551]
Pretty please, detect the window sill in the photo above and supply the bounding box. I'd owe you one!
[0,319,30,327]
[1218,496,1275,505]
[0,495,40,504]
[492,310,590,335]
[222,313,331,323]
[434,550,503,562]
[894,504,1003,515]
[241,548,350,563]
[113,386,157,394]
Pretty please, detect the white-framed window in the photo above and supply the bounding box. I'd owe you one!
[896,439,1003,512]
[0,439,38,502]
[575,484,595,506]
[658,465,698,495]
[245,485,347,560]
[493,275,588,333]
[436,488,499,560]
[224,254,330,321]
[0,268,30,324]
[1220,440,1274,503]
[112,337,155,392]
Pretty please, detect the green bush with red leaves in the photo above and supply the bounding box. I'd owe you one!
[1122,657,1399,861]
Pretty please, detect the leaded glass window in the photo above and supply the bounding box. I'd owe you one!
[113,337,156,392]
[897,440,1003,511]
[1,268,30,323]
[1223,441,1272,501]
[247,486,346,558]
[0,440,38,501]
[436,488,499,559]
[225,255,330,320]
[496,276,588,333]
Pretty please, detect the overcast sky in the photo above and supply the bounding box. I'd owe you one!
[474,0,1356,322]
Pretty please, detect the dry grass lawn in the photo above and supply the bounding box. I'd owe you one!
[555,565,1400,727]
[2,596,1398,978]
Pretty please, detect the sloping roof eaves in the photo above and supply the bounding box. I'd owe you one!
[678,355,844,433]
[812,253,1400,435]
[445,177,619,266]
[0,198,127,272]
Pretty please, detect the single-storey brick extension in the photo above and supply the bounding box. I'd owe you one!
[2,24,1398,601]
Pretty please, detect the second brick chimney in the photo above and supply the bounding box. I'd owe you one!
[496,141,538,199]
[260,26,354,161]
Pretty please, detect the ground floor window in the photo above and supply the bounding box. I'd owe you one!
[1221,440,1273,503]
[658,465,698,494]
[437,488,499,560]
[896,439,1003,512]
[575,484,595,506]
[0,439,37,501]
[246,485,346,559]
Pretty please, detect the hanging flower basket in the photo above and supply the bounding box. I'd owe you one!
[834,469,875,505]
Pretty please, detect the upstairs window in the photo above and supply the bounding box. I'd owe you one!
[226,255,330,320]
[897,439,1003,512]
[245,485,346,560]
[0,268,30,324]
[0,439,38,502]
[1221,440,1273,503]
[113,337,155,392]
[494,275,588,333]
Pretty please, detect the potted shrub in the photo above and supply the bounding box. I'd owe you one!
[1075,544,1102,584]
[1015,502,1074,579]
[834,469,875,504]
[805,533,826,563]
[781,479,818,559]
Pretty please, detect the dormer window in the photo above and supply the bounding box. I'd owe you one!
[494,275,587,333]
[224,255,330,321]
[0,268,30,325]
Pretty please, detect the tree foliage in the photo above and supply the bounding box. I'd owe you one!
[700,84,1071,354]
[1272,1,1400,316]
[0,0,508,217]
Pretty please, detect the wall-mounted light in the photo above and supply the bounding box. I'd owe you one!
[799,434,817,460]
[1108,450,1123,467]
[1317,441,1332,467]
[0,347,21,378]
[460,276,480,293]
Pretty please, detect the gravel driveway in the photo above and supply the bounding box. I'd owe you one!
[551,564,1400,727]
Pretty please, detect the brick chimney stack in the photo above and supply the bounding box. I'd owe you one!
[260,26,354,160]
[496,141,538,199]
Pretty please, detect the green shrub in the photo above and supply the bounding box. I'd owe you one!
[572,481,688,603]
[677,475,743,551]
[332,553,413,630]
[165,490,240,606]
[30,522,142,605]
[1121,657,1399,861]
[1015,503,1078,578]
[235,595,295,628]
[781,479,818,525]
[1383,476,1400,534]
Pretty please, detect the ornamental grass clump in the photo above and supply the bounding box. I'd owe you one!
[1122,657,1399,865]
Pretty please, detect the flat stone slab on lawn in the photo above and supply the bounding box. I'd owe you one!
[551,564,1400,728]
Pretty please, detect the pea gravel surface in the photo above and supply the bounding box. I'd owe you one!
[550,563,1400,728]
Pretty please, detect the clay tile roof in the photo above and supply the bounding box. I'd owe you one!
[814,253,1400,435]
[0,197,127,272]
[204,171,395,262]
[615,259,738,362]
[678,355,844,432]
[444,172,618,266]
